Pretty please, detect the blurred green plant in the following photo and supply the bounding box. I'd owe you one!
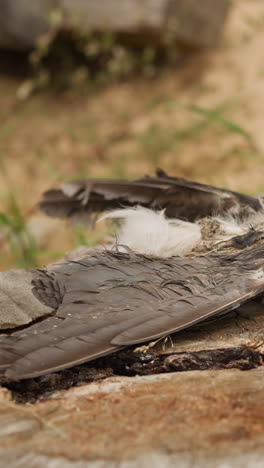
[165,101,255,146]
[0,158,39,268]
[0,194,39,268]
[137,101,256,161]
[16,15,181,99]
[73,223,114,248]
[185,104,254,146]
[137,123,176,165]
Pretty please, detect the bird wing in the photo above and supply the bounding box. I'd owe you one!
[38,169,261,222]
[1,248,263,380]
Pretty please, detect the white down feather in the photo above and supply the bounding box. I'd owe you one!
[101,207,202,257]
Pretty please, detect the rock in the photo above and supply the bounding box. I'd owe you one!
[0,270,52,329]
[0,0,230,50]
[0,369,264,466]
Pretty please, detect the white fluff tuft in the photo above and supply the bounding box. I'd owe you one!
[101,207,202,258]
[212,216,245,237]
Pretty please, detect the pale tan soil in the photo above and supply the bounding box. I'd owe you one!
[0,0,264,269]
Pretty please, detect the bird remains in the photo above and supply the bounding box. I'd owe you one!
[1,170,264,381]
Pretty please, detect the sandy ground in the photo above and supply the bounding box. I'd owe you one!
[0,0,264,268]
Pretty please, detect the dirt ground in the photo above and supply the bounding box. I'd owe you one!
[1,0,264,269]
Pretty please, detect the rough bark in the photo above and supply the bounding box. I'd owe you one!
[0,0,230,50]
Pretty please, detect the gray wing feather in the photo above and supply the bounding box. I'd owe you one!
[38,170,261,222]
[1,249,263,380]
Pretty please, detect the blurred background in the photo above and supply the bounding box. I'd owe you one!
[0,0,263,270]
